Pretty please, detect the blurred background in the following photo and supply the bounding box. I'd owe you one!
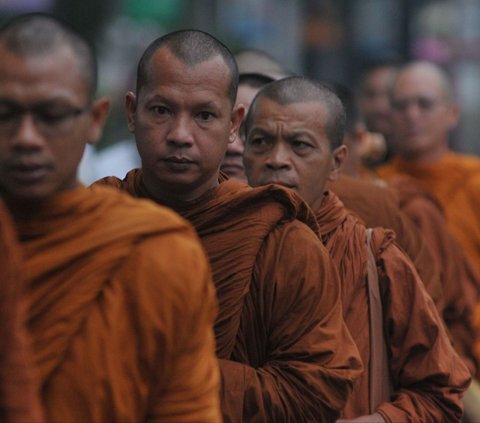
[1,0,479,157]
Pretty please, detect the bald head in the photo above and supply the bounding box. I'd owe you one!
[246,76,346,149]
[0,13,97,99]
[392,61,454,102]
[136,29,238,105]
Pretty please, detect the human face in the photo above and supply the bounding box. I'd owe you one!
[127,47,244,202]
[0,45,108,204]
[358,66,397,137]
[244,97,346,211]
[220,83,259,181]
[390,66,458,161]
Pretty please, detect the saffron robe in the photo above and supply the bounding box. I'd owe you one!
[317,191,471,422]
[328,174,443,308]
[386,174,480,377]
[95,169,363,423]
[378,152,480,278]
[10,186,221,423]
[0,201,44,422]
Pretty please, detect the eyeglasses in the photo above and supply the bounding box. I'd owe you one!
[391,96,445,113]
[0,101,90,136]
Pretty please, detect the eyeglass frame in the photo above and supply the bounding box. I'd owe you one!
[0,99,92,137]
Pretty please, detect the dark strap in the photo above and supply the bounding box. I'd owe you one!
[366,228,393,413]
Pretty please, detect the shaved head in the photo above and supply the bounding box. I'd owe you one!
[246,76,346,149]
[0,13,97,98]
[136,29,238,105]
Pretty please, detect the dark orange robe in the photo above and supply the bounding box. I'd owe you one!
[387,174,480,377]
[10,186,221,423]
[0,201,44,423]
[328,174,444,309]
[317,191,471,422]
[378,152,480,278]
[95,169,363,423]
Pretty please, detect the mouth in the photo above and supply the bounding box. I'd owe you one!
[263,179,296,189]
[7,162,51,183]
[163,156,196,171]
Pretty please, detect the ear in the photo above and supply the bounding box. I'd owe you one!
[86,97,110,145]
[229,103,246,142]
[327,145,348,182]
[447,102,460,131]
[125,91,137,133]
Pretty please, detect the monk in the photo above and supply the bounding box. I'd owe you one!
[0,13,221,423]
[95,29,363,422]
[243,76,471,422]
[220,48,292,181]
[0,201,44,422]
[328,82,480,380]
[377,61,480,280]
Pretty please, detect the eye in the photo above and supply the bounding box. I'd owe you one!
[151,105,170,115]
[248,136,266,146]
[197,111,215,121]
[291,140,311,150]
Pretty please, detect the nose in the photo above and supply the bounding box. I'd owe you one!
[166,114,194,147]
[265,142,291,170]
[226,133,244,156]
[11,114,45,151]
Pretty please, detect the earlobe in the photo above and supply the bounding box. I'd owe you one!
[125,91,137,133]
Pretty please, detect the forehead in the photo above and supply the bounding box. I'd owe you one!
[0,44,88,103]
[236,84,259,110]
[393,67,445,99]
[141,47,231,101]
[252,97,329,129]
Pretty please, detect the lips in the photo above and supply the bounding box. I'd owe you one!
[7,162,51,182]
[264,179,296,189]
[163,156,196,171]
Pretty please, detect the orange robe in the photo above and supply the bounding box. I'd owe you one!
[95,169,363,423]
[0,201,44,423]
[10,186,221,423]
[387,174,480,377]
[328,174,444,309]
[378,152,480,278]
[317,191,471,422]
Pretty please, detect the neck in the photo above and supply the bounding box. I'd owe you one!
[399,141,448,164]
[141,171,220,206]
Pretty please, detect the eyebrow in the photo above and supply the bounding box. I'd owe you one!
[146,95,220,109]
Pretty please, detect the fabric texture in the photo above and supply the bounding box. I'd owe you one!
[0,201,44,423]
[328,174,443,308]
[11,185,221,423]
[378,152,480,277]
[96,169,363,423]
[316,191,471,422]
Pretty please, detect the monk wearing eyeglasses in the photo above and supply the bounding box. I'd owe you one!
[377,62,480,280]
[0,13,221,422]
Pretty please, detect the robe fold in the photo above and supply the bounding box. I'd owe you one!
[0,201,44,423]
[10,185,221,423]
[387,174,480,377]
[96,169,363,423]
[328,174,444,309]
[317,191,471,423]
[378,152,480,278]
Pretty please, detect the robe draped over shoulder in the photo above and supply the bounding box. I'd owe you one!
[328,174,444,310]
[12,185,221,423]
[95,170,363,423]
[378,152,480,278]
[386,174,480,377]
[316,192,471,422]
[0,201,44,423]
